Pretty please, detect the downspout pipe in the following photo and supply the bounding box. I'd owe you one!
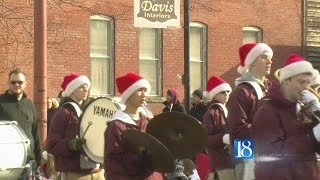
[34,0,47,149]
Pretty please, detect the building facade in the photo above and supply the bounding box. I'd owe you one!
[0,0,303,114]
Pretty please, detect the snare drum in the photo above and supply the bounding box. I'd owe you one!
[79,97,153,164]
[0,121,30,180]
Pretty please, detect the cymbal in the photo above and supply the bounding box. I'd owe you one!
[146,112,208,159]
[121,129,175,173]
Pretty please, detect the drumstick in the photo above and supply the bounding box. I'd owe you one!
[224,144,229,150]
[82,121,93,139]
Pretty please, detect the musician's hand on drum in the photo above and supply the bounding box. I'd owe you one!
[68,138,86,151]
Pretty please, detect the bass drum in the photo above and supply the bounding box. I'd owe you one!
[0,121,30,180]
[79,97,153,164]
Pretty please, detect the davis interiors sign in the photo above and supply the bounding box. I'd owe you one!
[134,0,180,28]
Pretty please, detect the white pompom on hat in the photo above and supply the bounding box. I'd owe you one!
[238,43,273,75]
[279,54,315,83]
[116,72,151,104]
[203,75,232,100]
[61,73,91,97]
[311,69,320,86]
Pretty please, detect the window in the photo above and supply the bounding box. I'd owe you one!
[190,22,207,94]
[139,28,162,95]
[90,15,114,96]
[243,26,262,44]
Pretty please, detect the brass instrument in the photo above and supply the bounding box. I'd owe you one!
[273,68,281,80]
[309,86,320,100]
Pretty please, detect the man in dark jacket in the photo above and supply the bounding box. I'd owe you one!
[0,68,42,179]
[189,89,206,123]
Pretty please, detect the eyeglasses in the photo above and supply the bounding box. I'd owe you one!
[10,81,24,85]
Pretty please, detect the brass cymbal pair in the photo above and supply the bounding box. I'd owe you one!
[122,112,208,173]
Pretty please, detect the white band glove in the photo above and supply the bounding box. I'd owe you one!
[302,90,318,104]
[188,169,200,180]
[313,123,320,142]
[42,151,48,161]
[302,90,320,112]
[222,134,230,145]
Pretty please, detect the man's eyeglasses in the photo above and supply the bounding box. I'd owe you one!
[10,81,24,85]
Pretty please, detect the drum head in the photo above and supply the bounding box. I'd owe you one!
[0,121,29,180]
[79,97,120,163]
[0,121,29,169]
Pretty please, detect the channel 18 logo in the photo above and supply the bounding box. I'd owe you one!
[234,139,254,159]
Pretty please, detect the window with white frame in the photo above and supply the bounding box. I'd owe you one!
[90,15,114,96]
[139,28,162,96]
[243,26,262,44]
[190,22,207,94]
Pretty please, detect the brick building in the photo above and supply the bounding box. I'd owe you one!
[0,0,303,115]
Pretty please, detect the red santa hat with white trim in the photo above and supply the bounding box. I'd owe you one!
[238,43,273,75]
[61,73,91,97]
[116,72,151,104]
[203,75,232,100]
[279,54,315,83]
[311,69,320,86]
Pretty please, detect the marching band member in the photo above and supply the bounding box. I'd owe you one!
[227,43,273,180]
[104,72,164,180]
[47,73,104,180]
[202,76,236,180]
[252,54,320,180]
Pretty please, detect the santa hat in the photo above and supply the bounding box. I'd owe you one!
[238,43,273,74]
[279,54,315,83]
[203,76,232,100]
[311,69,320,86]
[61,73,91,97]
[116,72,151,104]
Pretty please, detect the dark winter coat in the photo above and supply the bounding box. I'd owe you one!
[189,102,206,123]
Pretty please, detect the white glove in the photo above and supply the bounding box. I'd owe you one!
[302,90,318,104]
[313,123,320,142]
[42,151,48,161]
[188,169,201,180]
[302,90,320,112]
[222,134,230,145]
